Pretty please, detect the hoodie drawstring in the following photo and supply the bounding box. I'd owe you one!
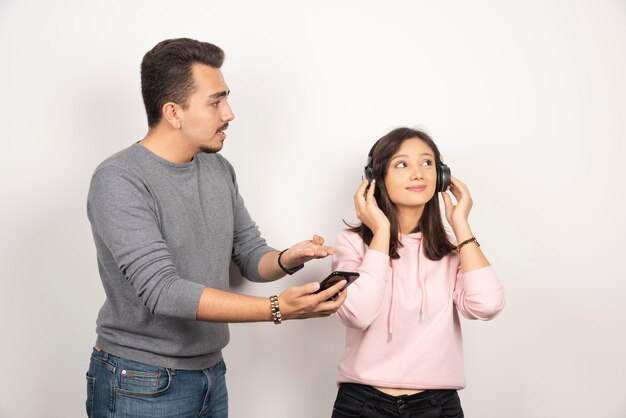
[387,258,395,342]
[418,240,428,321]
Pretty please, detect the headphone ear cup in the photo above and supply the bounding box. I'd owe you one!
[437,163,451,192]
[364,166,373,181]
[364,155,374,181]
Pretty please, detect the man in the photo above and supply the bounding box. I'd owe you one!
[85,38,346,418]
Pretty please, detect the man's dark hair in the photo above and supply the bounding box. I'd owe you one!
[141,38,225,127]
[349,127,456,260]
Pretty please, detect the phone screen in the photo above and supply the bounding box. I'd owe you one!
[314,271,360,300]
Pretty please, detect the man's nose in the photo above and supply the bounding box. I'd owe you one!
[221,101,234,122]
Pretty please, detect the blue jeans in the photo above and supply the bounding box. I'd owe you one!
[85,348,228,418]
[331,383,464,418]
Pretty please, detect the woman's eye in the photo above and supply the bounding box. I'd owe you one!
[422,159,433,166]
[395,162,407,168]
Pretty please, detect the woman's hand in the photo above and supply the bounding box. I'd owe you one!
[354,179,390,235]
[441,176,473,233]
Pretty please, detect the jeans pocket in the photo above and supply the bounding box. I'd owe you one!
[85,373,95,417]
[438,391,464,418]
[332,390,366,417]
[114,360,171,398]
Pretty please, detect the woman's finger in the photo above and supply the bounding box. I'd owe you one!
[366,179,376,204]
[354,179,368,203]
[450,177,470,198]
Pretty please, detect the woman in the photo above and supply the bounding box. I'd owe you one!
[331,127,505,417]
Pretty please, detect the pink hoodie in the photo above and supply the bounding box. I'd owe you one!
[332,230,505,389]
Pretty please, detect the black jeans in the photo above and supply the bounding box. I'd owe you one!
[331,383,464,418]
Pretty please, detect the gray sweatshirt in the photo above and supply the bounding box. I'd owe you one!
[87,143,273,369]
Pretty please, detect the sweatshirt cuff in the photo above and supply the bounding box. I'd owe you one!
[458,266,502,294]
[245,247,276,283]
[156,280,206,320]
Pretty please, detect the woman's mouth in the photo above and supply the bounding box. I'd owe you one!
[406,185,427,192]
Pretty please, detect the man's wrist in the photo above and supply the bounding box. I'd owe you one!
[277,249,304,275]
[269,295,282,324]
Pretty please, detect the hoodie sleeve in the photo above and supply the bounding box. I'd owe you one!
[332,231,391,330]
[453,265,505,320]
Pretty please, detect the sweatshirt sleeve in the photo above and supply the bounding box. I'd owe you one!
[87,165,205,320]
[221,157,274,282]
[332,231,391,330]
[453,265,505,320]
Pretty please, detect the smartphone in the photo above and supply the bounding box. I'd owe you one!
[314,271,360,301]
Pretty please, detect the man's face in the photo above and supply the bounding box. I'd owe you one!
[178,64,234,154]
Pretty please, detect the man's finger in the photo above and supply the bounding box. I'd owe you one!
[313,279,346,303]
[311,234,324,245]
[298,281,321,296]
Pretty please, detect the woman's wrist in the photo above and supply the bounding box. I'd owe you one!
[452,222,473,243]
[369,229,391,254]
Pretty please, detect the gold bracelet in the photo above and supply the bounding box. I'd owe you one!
[457,236,480,253]
[270,295,282,325]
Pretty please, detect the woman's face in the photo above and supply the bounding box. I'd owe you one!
[384,138,437,211]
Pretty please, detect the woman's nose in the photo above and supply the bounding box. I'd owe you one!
[410,168,424,181]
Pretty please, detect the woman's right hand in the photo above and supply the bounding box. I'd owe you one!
[354,179,390,235]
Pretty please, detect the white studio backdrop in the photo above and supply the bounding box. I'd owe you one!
[1,0,625,417]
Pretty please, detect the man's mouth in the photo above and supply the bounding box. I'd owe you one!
[216,123,229,134]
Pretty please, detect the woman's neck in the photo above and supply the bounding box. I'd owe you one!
[396,206,424,235]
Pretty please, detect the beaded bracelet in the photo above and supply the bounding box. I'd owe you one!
[270,295,282,325]
[457,236,480,253]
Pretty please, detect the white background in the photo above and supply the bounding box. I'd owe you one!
[1,0,625,417]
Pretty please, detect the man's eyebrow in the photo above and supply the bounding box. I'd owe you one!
[208,90,230,99]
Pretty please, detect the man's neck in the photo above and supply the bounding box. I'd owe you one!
[139,127,195,164]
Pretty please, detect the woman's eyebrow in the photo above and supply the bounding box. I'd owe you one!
[390,152,434,160]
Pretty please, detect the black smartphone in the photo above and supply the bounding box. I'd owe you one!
[314,271,360,301]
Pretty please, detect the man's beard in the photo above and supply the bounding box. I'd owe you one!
[199,145,222,154]
[200,123,228,154]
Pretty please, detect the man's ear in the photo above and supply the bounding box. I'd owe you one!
[162,102,183,129]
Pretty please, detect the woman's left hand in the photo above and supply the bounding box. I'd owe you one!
[441,176,473,231]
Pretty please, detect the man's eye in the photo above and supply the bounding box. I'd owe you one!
[210,101,220,107]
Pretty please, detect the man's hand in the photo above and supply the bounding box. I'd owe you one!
[278,280,347,319]
[279,234,336,270]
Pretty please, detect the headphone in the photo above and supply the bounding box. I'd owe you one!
[363,144,451,192]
